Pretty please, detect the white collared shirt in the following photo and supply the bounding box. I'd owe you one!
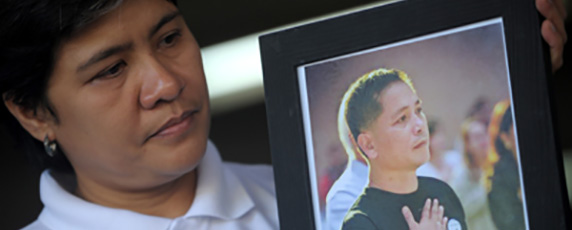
[324,159,368,230]
[23,141,279,230]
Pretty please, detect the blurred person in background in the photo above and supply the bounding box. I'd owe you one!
[466,97,493,126]
[450,118,497,230]
[324,110,369,230]
[318,143,348,213]
[417,119,462,183]
[486,100,526,230]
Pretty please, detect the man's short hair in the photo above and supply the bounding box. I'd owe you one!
[338,68,415,158]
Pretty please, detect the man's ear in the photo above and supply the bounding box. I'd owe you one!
[3,99,55,142]
[357,132,377,159]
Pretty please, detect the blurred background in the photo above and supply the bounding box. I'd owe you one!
[1,0,571,228]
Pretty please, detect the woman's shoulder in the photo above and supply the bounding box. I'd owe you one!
[223,162,279,227]
[224,162,275,191]
[21,220,49,230]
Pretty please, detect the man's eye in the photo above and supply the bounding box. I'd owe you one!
[399,115,407,123]
[160,31,181,47]
[93,61,126,81]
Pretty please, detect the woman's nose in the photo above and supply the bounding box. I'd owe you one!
[139,57,184,109]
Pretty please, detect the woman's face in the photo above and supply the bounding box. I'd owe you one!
[362,82,430,171]
[466,121,489,163]
[44,0,210,189]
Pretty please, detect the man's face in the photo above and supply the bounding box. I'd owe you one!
[45,0,210,189]
[361,82,429,172]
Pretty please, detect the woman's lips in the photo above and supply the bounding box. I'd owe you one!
[152,110,197,139]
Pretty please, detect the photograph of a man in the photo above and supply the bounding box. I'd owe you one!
[340,68,467,230]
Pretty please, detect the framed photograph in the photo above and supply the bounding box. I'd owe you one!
[259,0,570,229]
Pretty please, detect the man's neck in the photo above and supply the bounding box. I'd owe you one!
[74,169,197,218]
[368,166,418,194]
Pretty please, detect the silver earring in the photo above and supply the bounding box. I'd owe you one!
[43,135,57,157]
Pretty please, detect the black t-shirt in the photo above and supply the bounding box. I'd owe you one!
[342,177,467,230]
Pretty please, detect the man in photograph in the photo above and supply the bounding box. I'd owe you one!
[340,68,466,230]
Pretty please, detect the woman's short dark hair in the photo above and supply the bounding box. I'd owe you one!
[0,0,177,172]
[340,68,416,158]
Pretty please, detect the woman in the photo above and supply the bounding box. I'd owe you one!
[0,0,278,229]
[416,119,459,183]
[0,0,565,229]
[450,118,497,230]
[486,100,526,230]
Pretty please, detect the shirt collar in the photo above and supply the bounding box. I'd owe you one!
[37,140,254,230]
[183,141,254,219]
[38,170,172,230]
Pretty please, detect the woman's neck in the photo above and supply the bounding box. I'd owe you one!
[468,166,483,181]
[74,169,197,218]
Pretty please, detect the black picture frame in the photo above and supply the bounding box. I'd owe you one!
[259,0,570,229]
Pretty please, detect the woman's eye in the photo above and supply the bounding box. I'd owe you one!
[416,107,423,114]
[398,115,407,123]
[160,31,181,48]
[93,61,126,81]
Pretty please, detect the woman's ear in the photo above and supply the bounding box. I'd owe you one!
[3,99,55,142]
[357,132,377,159]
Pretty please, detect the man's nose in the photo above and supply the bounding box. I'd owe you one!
[139,56,184,109]
[413,114,425,135]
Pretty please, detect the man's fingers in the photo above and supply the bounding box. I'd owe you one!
[402,206,418,229]
[542,20,565,71]
[441,217,449,230]
[421,198,431,219]
[431,199,439,219]
[437,205,444,220]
